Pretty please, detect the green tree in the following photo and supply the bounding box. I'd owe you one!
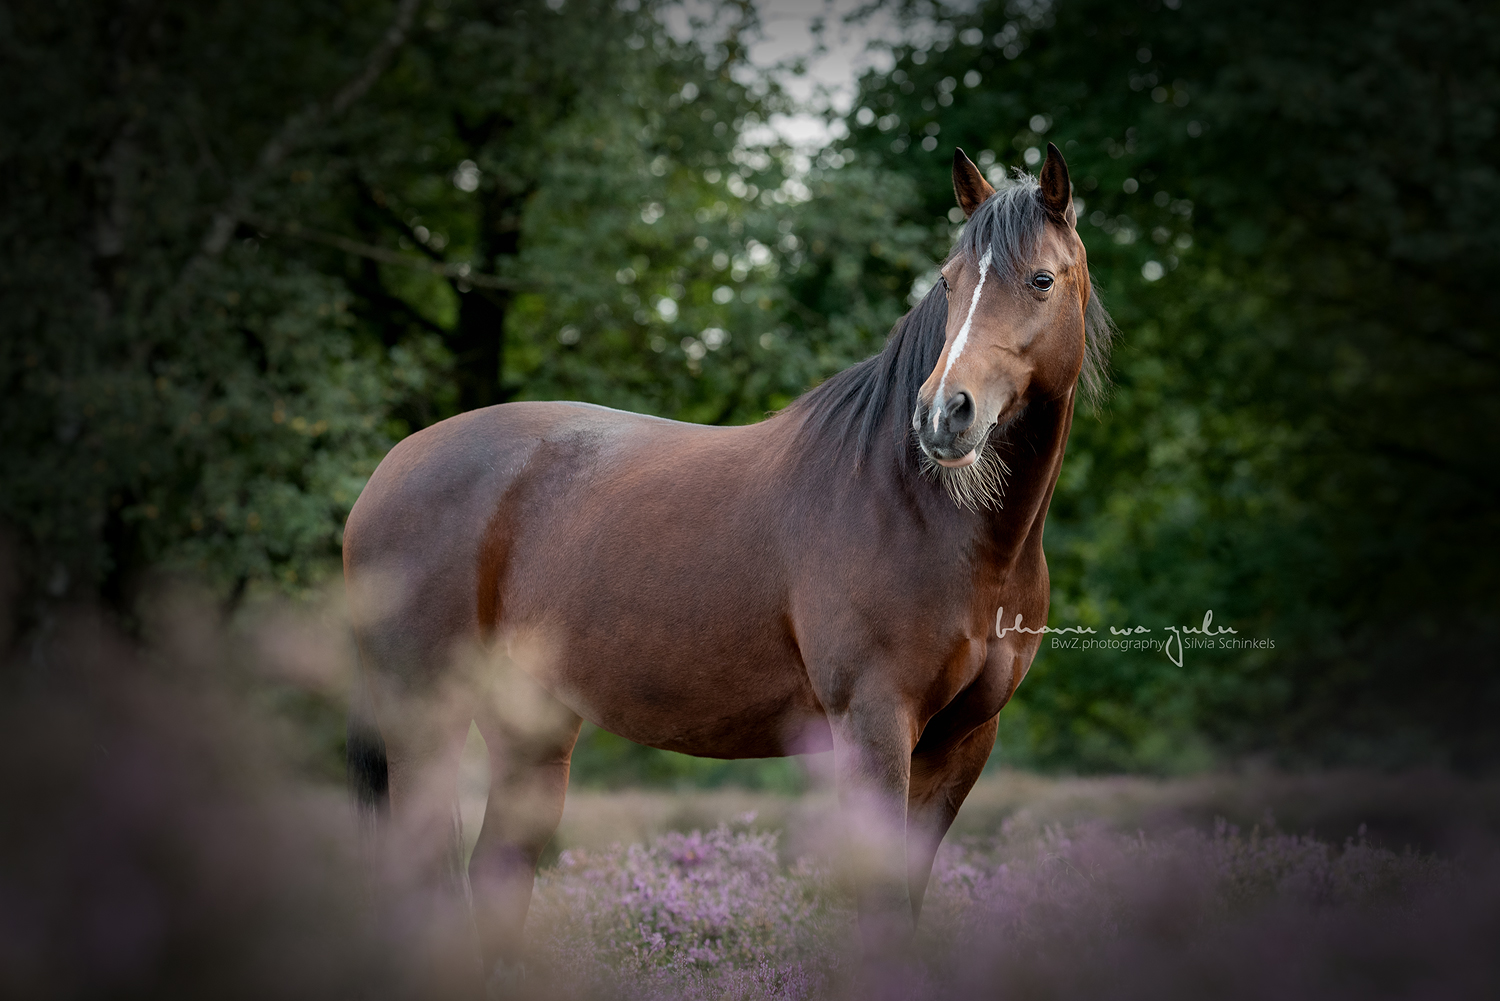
[0,0,933,632]
[839,0,1500,768]
[2,0,429,609]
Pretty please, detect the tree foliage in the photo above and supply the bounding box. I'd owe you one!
[839,0,1499,768]
[2,0,1494,771]
[0,0,931,610]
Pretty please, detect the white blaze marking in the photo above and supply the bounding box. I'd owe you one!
[934,247,992,430]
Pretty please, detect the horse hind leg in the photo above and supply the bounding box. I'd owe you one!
[348,661,390,832]
[469,666,582,995]
[358,662,482,989]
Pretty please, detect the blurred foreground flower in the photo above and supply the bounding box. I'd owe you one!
[2,591,1496,1000]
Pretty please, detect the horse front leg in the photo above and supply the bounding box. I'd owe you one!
[829,696,918,954]
[906,714,999,919]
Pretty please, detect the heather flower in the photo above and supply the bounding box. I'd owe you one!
[528,821,842,993]
[522,815,1486,1001]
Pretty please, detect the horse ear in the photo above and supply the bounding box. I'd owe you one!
[952,148,995,219]
[1039,142,1075,226]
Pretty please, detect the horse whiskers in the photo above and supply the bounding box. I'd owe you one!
[919,440,1011,512]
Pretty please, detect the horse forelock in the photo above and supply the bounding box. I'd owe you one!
[951,172,1049,281]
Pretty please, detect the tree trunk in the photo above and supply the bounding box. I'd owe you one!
[449,189,523,413]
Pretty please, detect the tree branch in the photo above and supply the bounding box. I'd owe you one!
[196,0,423,260]
[244,215,517,289]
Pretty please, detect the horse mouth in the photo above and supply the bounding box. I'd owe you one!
[934,450,977,469]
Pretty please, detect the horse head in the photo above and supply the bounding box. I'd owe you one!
[914,143,1092,473]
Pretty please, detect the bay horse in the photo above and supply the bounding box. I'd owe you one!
[344,143,1111,988]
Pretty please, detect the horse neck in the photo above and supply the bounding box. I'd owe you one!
[976,391,1076,566]
[775,387,1074,568]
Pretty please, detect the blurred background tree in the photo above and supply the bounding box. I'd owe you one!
[2,0,1495,775]
[0,0,930,610]
[839,0,1500,770]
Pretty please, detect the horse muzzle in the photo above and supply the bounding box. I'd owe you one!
[913,391,985,466]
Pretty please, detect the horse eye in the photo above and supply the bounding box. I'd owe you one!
[1030,272,1054,291]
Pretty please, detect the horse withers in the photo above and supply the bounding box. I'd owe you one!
[344,142,1111,988]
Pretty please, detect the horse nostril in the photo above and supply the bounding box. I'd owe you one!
[946,391,976,434]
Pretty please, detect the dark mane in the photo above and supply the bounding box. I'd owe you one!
[787,172,1115,471]
[787,284,951,475]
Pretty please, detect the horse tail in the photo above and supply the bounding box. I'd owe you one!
[346,661,389,823]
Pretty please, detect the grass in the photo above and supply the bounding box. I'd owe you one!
[448,735,1500,1000]
[457,720,1500,863]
